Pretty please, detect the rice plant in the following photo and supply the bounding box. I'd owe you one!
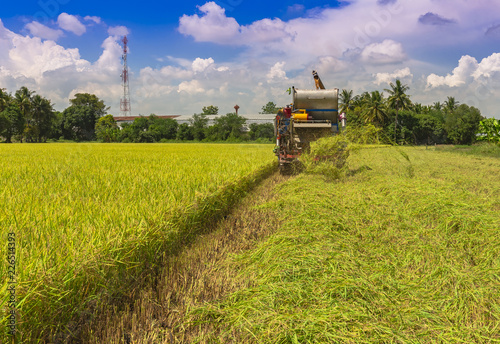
[0,143,274,342]
[188,146,500,343]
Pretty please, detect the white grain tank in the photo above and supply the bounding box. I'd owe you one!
[292,88,339,122]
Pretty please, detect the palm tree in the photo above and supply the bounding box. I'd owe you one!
[31,94,55,142]
[362,91,387,126]
[15,87,33,119]
[385,79,412,143]
[0,88,11,112]
[352,92,370,108]
[14,87,34,142]
[339,89,353,114]
[444,96,459,113]
[433,101,442,111]
[413,103,425,114]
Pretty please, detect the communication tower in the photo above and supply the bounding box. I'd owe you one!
[120,36,131,117]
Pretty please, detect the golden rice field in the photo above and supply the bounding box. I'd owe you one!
[0,143,275,341]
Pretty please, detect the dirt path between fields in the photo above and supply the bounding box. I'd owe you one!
[76,172,287,343]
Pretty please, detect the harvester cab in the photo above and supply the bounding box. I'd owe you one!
[274,70,339,173]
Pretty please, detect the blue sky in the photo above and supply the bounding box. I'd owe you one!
[1,0,500,118]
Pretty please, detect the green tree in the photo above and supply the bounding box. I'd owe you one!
[14,87,33,120]
[176,123,194,141]
[27,94,55,142]
[148,115,179,141]
[70,93,109,117]
[51,111,64,140]
[0,104,24,143]
[118,116,152,143]
[412,103,426,115]
[62,106,96,141]
[385,79,412,143]
[339,89,354,115]
[190,113,209,141]
[117,122,134,142]
[393,110,419,145]
[413,114,445,145]
[95,114,119,142]
[206,113,246,141]
[0,88,11,112]
[202,105,219,116]
[432,101,442,111]
[362,91,387,127]
[476,118,500,144]
[249,123,274,141]
[445,104,483,145]
[62,94,108,141]
[352,92,370,108]
[260,101,278,114]
[444,96,459,114]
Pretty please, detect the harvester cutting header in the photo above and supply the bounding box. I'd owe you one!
[274,70,339,173]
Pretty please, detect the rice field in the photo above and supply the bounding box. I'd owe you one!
[185,145,500,343]
[0,143,275,342]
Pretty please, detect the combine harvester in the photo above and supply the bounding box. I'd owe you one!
[274,71,340,174]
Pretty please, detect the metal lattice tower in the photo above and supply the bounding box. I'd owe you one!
[120,36,131,117]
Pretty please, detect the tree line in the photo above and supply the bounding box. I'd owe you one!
[340,80,490,145]
[99,105,275,143]
[0,87,107,143]
[1,83,497,145]
[0,87,274,143]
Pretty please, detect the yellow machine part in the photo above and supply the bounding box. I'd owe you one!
[293,109,309,121]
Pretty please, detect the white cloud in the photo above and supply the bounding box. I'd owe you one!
[179,2,293,46]
[6,35,88,81]
[167,56,192,69]
[4,1,500,119]
[160,65,193,79]
[0,20,131,112]
[375,67,413,85]
[427,55,478,88]
[178,79,205,94]
[267,62,288,83]
[424,53,500,116]
[108,26,130,37]
[57,13,86,36]
[473,53,500,80]
[178,2,240,44]
[192,57,214,72]
[94,36,122,72]
[25,22,63,41]
[240,18,292,44]
[84,16,102,24]
[360,40,407,65]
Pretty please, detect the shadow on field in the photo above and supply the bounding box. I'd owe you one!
[75,172,288,343]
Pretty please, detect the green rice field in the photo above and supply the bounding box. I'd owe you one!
[184,144,500,343]
[0,143,275,342]
[2,142,500,343]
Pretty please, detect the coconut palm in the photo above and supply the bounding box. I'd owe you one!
[413,102,426,114]
[0,88,11,112]
[339,89,353,114]
[444,96,459,113]
[385,79,412,143]
[352,92,370,108]
[14,87,33,119]
[362,91,387,126]
[30,94,55,142]
[14,87,34,142]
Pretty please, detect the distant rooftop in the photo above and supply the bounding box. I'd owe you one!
[113,115,179,122]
